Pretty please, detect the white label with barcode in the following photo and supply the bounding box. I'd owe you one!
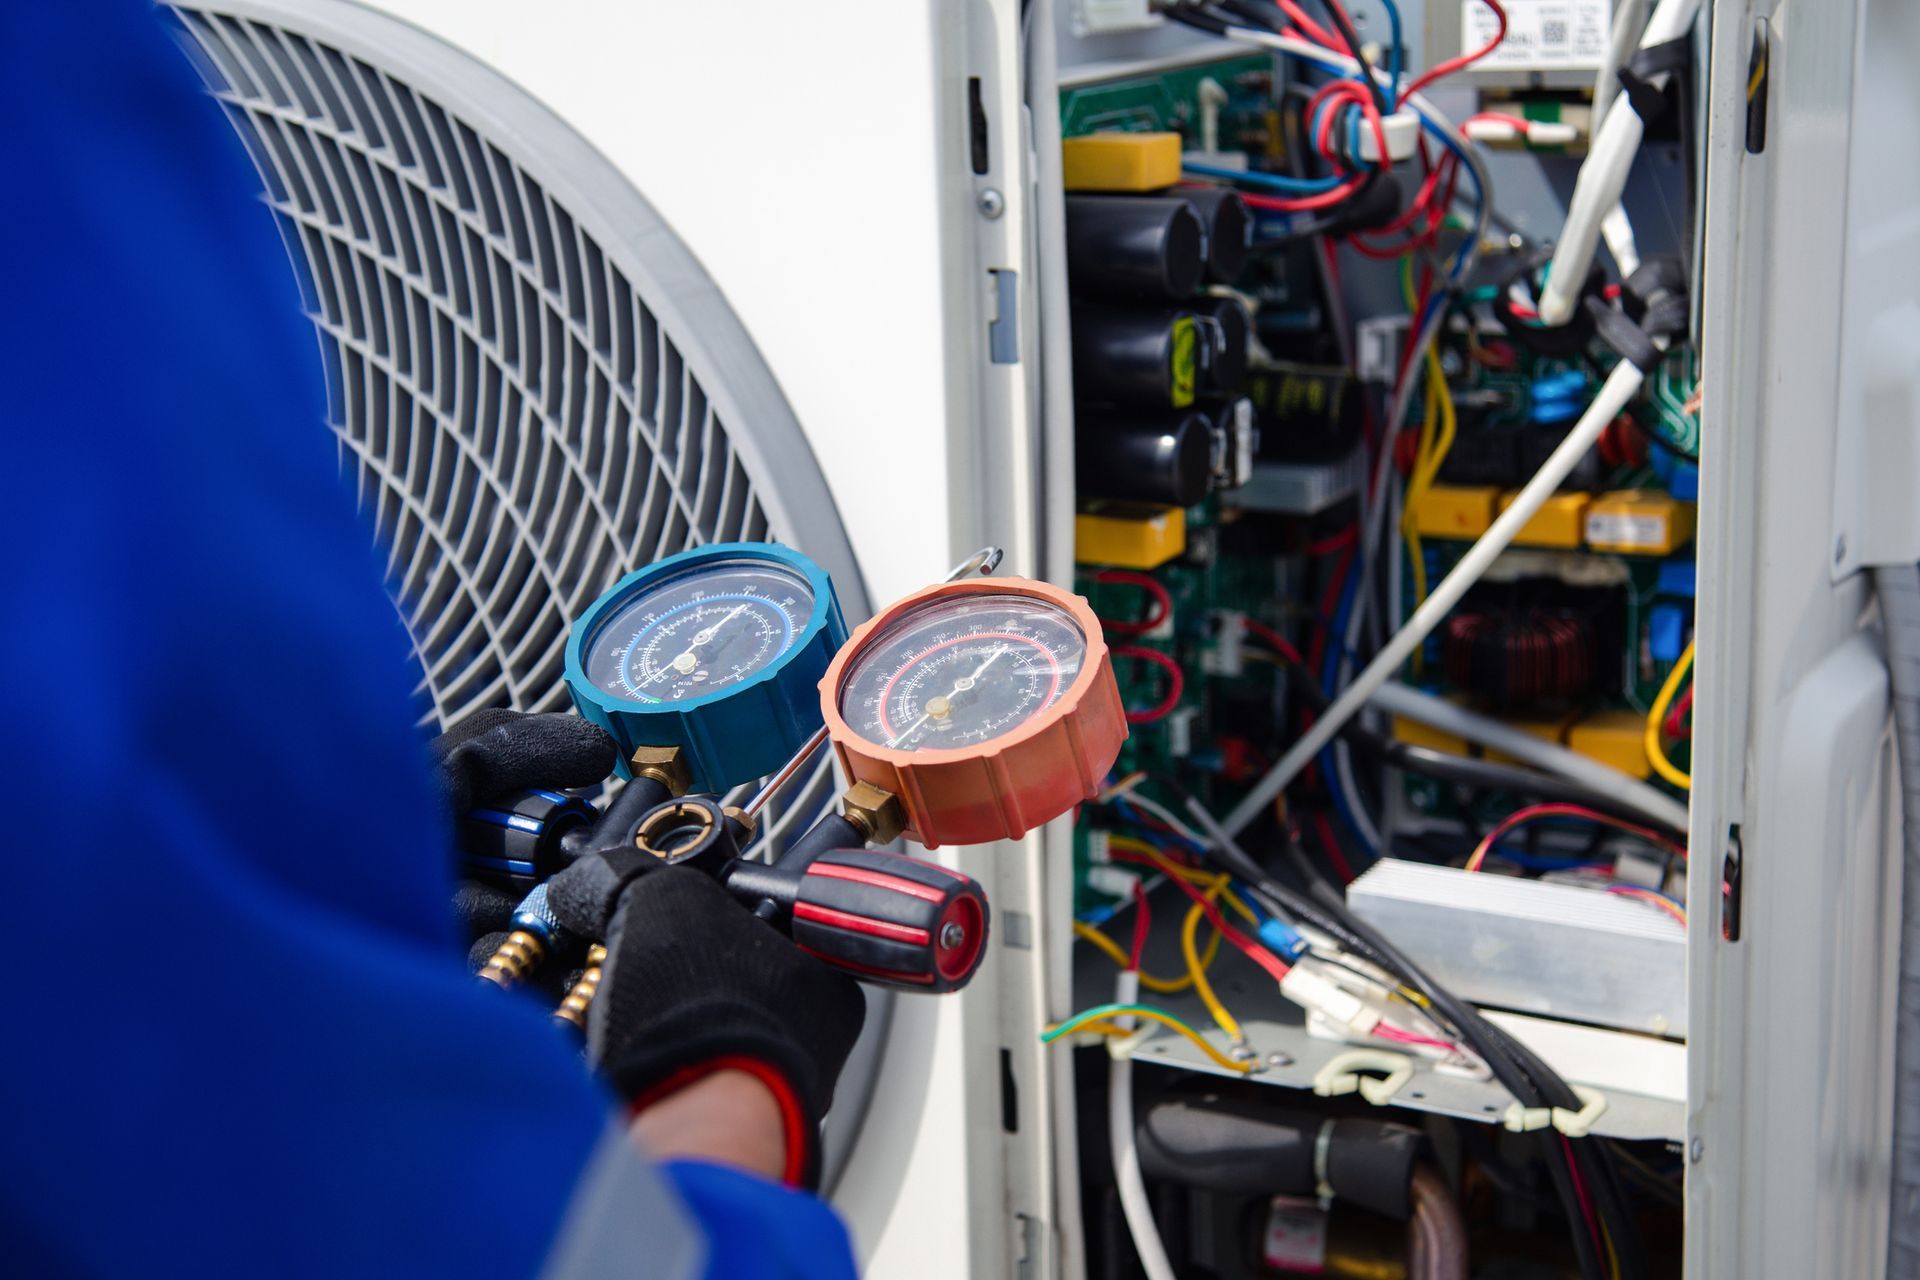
[1463,0,1611,69]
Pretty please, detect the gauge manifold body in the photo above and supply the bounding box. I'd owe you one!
[821,577,1127,847]
[566,542,845,794]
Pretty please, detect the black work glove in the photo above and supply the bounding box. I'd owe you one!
[550,862,867,1188]
[429,706,619,812]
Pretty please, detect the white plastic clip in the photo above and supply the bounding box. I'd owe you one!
[1502,1103,1555,1133]
[1311,1049,1413,1105]
[1552,1085,1610,1138]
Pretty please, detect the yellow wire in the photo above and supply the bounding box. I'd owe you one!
[1394,279,1460,677]
[1071,918,1221,994]
[1108,836,1261,928]
[1105,836,1263,1043]
[1044,1007,1254,1074]
[1184,895,1245,1042]
[1645,640,1695,790]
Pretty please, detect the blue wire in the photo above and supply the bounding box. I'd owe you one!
[1182,159,1351,195]
[1317,553,1378,860]
[1110,797,1208,854]
[1373,0,1405,108]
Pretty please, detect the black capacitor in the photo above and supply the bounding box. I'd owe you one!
[1070,305,1205,410]
[1065,195,1206,301]
[1199,295,1251,395]
[1246,361,1366,462]
[1076,411,1215,507]
[1178,186,1252,284]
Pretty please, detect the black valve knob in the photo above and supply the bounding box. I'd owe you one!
[458,788,597,889]
[787,849,989,994]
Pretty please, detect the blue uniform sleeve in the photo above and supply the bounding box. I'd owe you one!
[0,5,852,1277]
[663,1163,861,1280]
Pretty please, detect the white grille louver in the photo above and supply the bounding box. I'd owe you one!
[170,2,868,857]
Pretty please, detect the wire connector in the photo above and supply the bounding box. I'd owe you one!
[1281,965,1379,1037]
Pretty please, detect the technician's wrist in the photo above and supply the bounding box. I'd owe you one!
[628,1059,807,1185]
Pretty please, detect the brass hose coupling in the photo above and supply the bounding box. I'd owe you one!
[554,944,609,1029]
[478,883,563,989]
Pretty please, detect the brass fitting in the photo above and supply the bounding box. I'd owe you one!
[628,745,692,796]
[841,782,906,846]
[554,944,609,1029]
[634,799,716,860]
[723,805,756,838]
[478,929,546,988]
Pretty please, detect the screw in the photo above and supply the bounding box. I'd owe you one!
[1689,1136,1705,1163]
[1265,1051,1295,1069]
[939,922,967,950]
[977,188,1005,219]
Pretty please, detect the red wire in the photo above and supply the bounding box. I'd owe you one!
[1240,175,1371,215]
[1093,569,1173,637]
[1111,644,1185,724]
[1302,523,1358,557]
[1351,151,1461,259]
[1187,887,1291,982]
[1241,618,1308,669]
[1313,810,1356,885]
[1465,802,1688,872]
[1306,78,1391,177]
[1561,1134,1608,1264]
[1664,684,1696,740]
[1304,543,1356,683]
[1466,111,1532,131]
[1270,0,1341,51]
[1114,848,1292,981]
[1128,880,1152,970]
[1402,0,1509,100]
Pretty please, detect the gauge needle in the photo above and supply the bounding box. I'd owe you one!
[887,644,1009,748]
[642,603,748,684]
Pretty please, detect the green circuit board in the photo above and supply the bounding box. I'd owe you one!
[1059,52,1279,147]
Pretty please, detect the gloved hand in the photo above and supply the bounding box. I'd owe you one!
[429,706,619,811]
[549,862,867,1188]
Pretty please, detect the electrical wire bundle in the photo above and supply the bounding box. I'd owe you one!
[1055,3,1707,1274]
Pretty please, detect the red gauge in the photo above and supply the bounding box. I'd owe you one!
[821,577,1128,847]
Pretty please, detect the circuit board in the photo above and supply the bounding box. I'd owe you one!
[1058,52,1279,145]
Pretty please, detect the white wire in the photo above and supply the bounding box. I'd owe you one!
[1369,681,1691,832]
[1107,972,1177,1280]
[1593,0,1650,279]
[1222,361,1649,836]
[1121,789,1210,849]
[1538,0,1703,324]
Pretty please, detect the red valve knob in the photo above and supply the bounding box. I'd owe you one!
[789,849,989,993]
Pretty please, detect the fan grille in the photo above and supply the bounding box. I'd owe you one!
[171,4,857,848]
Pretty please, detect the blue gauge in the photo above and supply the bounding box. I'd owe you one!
[566,542,846,794]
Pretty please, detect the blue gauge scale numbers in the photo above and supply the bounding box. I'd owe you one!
[565,542,846,793]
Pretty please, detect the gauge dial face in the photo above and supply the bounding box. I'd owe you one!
[838,594,1089,752]
[583,558,814,706]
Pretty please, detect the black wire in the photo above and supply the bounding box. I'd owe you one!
[1307,0,1389,114]
[1159,800,1628,1279]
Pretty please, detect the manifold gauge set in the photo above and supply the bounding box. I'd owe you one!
[461,541,1127,1007]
